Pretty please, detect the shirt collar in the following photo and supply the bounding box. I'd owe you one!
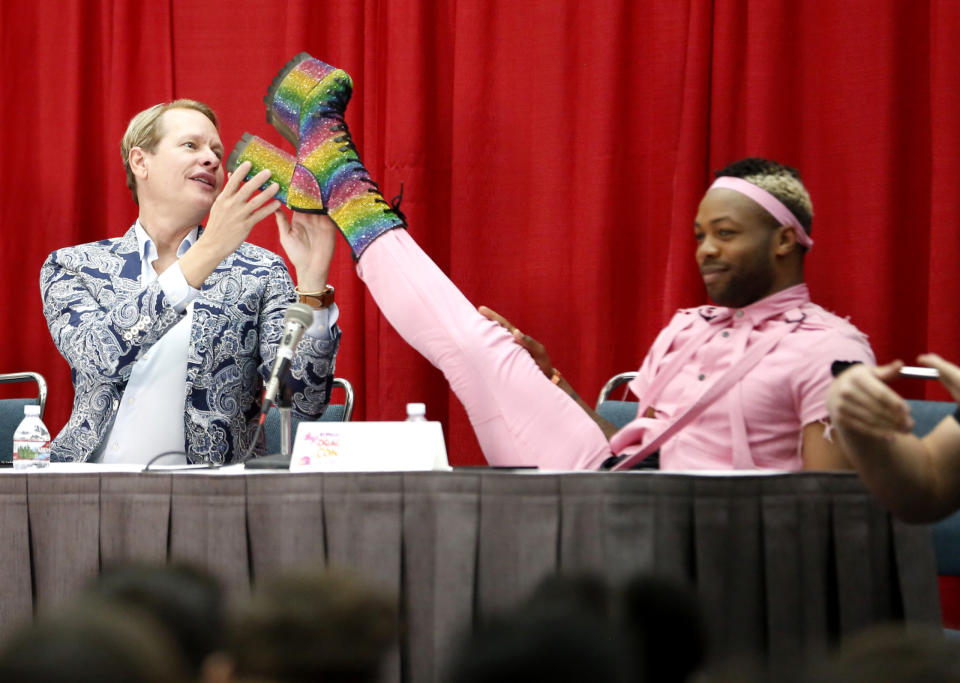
[701,283,811,327]
[134,220,199,267]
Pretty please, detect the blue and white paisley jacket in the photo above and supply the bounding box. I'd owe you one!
[40,225,340,464]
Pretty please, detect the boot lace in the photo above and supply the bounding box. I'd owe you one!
[328,124,406,223]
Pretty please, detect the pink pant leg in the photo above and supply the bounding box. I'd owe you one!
[357,230,611,469]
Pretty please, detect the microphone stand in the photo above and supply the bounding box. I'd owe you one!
[277,382,294,459]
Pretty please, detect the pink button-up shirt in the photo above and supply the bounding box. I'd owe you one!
[609,284,874,470]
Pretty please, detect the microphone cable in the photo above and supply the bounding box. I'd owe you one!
[141,450,219,473]
[238,408,269,465]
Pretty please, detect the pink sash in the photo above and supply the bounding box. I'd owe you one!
[606,312,804,470]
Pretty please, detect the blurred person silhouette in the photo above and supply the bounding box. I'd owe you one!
[525,571,613,621]
[620,574,708,683]
[210,567,396,683]
[0,597,189,683]
[444,602,634,683]
[525,572,708,683]
[87,562,225,678]
[806,623,960,683]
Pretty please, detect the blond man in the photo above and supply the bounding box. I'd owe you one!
[40,100,340,464]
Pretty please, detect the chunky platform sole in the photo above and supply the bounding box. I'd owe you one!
[263,52,353,149]
[264,52,314,147]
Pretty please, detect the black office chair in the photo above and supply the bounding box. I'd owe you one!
[0,372,48,465]
[595,371,639,429]
[595,370,662,469]
[263,377,354,455]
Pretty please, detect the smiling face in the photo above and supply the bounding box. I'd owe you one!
[694,188,782,308]
[132,108,225,222]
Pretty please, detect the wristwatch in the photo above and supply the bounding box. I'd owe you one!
[296,285,335,310]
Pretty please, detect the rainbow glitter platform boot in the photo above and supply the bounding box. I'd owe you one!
[269,53,406,258]
[226,133,324,213]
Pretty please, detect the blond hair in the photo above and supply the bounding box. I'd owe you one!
[714,158,814,233]
[121,99,218,204]
[742,171,814,228]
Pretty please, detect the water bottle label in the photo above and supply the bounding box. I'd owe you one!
[13,439,51,463]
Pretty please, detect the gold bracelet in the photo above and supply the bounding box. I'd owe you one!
[550,368,562,385]
[295,284,335,309]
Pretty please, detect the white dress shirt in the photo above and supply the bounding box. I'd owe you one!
[92,221,338,465]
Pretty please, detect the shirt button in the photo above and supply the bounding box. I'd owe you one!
[721,331,730,338]
[698,374,706,381]
[735,310,744,318]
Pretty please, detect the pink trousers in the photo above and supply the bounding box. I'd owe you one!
[357,230,612,470]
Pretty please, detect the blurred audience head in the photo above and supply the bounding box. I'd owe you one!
[446,572,635,683]
[621,573,708,683]
[225,567,397,683]
[526,571,612,621]
[0,597,188,683]
[809,623,960,683]
[446,570,709,683]
[444,603,633,683]
[89,561,225,676]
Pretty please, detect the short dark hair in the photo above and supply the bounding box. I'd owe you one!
[90,562,224,675]
[445,606,633,683]
[228,568,397,682]
[621,574,708,683]
[0,597,188,683]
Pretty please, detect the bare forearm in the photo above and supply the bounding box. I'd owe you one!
[834,425,950,522]
[556,377,618,441]
[826,357,960,521]
[293,264,330,292]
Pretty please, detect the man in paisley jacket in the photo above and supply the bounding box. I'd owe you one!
[40,100,341,465]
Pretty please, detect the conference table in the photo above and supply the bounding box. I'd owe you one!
[0,466,941,681]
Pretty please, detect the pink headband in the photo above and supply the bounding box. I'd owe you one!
[709,176,814,250]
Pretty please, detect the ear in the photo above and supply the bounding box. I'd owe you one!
[128,147,149,181]
[774,225,799,256]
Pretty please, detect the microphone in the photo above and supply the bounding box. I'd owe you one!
[261,303,315,412]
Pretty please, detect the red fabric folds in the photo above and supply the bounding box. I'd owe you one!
[1,1,957,465]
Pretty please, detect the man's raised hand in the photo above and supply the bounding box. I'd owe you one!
[918,353,960,405]
[275,210,337,293]
[478,305,555,380]
[827,361,913,440]
[180,161,281,287]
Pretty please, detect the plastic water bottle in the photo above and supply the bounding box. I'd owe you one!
[405,403,427,422]
[12,405,51,470]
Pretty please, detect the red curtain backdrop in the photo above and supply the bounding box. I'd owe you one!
[1,1,958,465]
